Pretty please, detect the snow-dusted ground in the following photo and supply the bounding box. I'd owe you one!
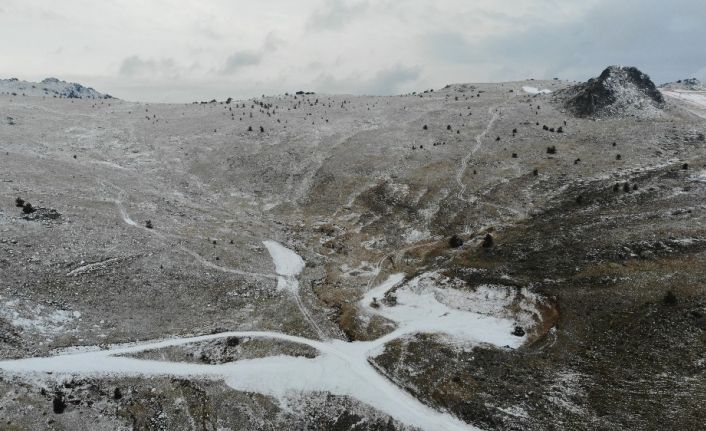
[662,90,706,109]
[662,89,706,119]
[0,245,537,431]
[522,86,552,95]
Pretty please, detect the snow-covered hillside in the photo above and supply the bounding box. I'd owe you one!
[0,77,112,99]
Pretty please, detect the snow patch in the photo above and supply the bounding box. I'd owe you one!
[522,86,551,95]
[0,298,78,335]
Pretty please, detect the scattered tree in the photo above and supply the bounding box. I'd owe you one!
[481,233,494,248]
[616,154,622,160]
[547,145,557,154]
[53,393,66,414]
[663,291,677,306]
[449,235,464,248]
[15,197,24,207]
[145,220,153,229]
[22,202,35,214]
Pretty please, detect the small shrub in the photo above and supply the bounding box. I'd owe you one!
[22,202,35,214]
[481,233,494,248]
[616,154,621,160]
[53,393,66,414]
[15,197,24,207]
[532,168,538,176]
[449,235,463,248]
[623,182,630,192]
[546,145,556,154]
[247,126,252,132]
[682,163,689,170]
[423,125,428,130]
[512,153,518,158]
[145,220,153,229]
[447,125,451,130]
[511,326,525,336]
[663,291,677,306]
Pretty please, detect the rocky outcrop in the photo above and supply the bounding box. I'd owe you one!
[556,66,664,118]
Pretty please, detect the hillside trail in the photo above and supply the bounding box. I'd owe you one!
[0,245,496,431]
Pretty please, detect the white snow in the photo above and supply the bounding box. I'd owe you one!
[662,90,706,109]
[0,298,78,335]
[262,240,305,277]
[0,330,478,431]
[360,272,529,349]
[522,86,552,95]
[0,253,542,431]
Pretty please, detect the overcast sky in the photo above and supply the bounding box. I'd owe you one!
[1,0,704,102]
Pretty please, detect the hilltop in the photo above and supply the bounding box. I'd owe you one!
[0,77,112,99]
[556,65,665,118]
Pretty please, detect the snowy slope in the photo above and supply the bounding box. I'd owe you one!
[0,77,112,99]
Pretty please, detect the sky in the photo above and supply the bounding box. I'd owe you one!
[0,0,704,102]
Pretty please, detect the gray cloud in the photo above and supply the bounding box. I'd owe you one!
[220,32,283,74]
[221,50,263,74]
[307,0,369,31]
[422,0,706,84]
[313,64,422,95]
[118,56,191,79]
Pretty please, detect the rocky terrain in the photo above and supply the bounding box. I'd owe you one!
[556,66,665,118]
[0,66,705,430]
[0,77,112,100]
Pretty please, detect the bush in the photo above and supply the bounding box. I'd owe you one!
[447,125,451,130]
[481,233,494,248]
[15,197,24,207]
[532,169,538,176]
[247,126,252,132]
[663,291,677,306]
[449,235,463,248]
[145,220,153,229]
[53,393,66,414]
[623,182,630,192]
[22,202,35,214]
[511,326,525,336]
[616,154,622,160]
[682,163,689,170]
[423,125,428,130]
[547,145,556,154]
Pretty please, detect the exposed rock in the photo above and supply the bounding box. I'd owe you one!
[556,66,664,118]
